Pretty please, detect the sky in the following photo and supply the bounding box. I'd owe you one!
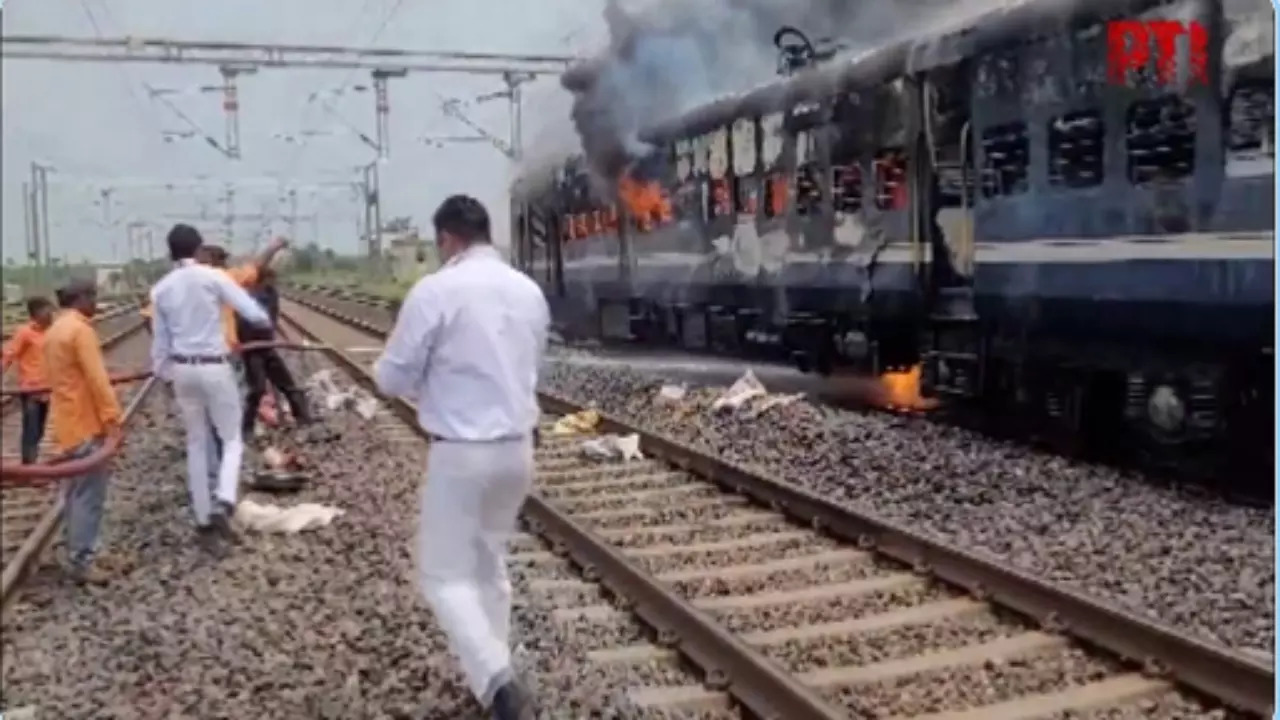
[1,0,607,265]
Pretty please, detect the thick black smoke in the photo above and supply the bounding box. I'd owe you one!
[561,0,999,182]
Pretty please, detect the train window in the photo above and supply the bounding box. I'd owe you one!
[731,118,759,216]
[1226,79,1274,169]
[707,178,733,220]
[674,139,695,182]
[1126,95,1196,185]
[795,131,823,216]
[707,128,734,220]
[979,123,1029,197]
[832,164,863,214]
[731,118,758,176]
[761,113,785,167]
[873,148,907,210]
[764,172,788,219]
[1048,110,1104,189]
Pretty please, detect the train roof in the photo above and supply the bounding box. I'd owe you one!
[639,0,1189,142]
[512,0,1261,196]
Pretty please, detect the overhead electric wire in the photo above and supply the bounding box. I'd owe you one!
[250,0,412,244]
[78,0,174,155]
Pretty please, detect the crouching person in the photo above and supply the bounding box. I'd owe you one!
[43,279,123,585]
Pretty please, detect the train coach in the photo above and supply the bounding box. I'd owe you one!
[509,0,1275,497]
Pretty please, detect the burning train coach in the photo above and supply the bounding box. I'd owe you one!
[509,0,1275,497]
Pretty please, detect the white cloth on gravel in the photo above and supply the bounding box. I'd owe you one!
[712,370,767,411]
[712,370,804,417]
[580,434,643,462]
[305,369,378,418]
[234,499,343,534]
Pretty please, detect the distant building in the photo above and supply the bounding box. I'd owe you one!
[386,229,438,285]
[95,265,127,294]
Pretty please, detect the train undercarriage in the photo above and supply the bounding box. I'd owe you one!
[555,288,1273,506]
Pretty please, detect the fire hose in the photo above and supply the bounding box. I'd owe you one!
[0,341,332,485]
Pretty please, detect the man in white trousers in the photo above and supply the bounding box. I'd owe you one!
[150,223,272,556]
[374,195,549,720]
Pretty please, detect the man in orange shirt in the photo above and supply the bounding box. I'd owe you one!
[43,279,123,585]
[3,297,56,464]
[198,238,288,351]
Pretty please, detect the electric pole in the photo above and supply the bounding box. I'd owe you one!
[219,64,257,160]
[22,181,32,269]
[370,68,408,161]
[287,188,299,241]
[222,184,236,251]
[358,161,383,259]
[28,161,53,289]
[99,188,115,260]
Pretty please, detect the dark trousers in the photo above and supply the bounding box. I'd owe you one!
[19,396,49,464]
[242,349,311,436]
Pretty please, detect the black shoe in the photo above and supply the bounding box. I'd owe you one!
[211,506,242,546]
[490,679,535,720]
[196,525,229,559]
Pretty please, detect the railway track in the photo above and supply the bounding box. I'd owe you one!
[0,306,151,609]
[1,301,133,342]
[280,294,1271,720]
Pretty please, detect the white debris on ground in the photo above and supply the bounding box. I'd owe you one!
[234,499,344,534]
[709,370,804,418]
[656,383,688,404]
[305,368,379,418]
[580,433,644,462]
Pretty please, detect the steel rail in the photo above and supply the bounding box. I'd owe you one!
[0,319,156,612]
[278,300,851,720]
[1,301,137,345]
[1,303,141,410]
[285,289,1275,718]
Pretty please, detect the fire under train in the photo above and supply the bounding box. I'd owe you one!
[509,0,1275,498]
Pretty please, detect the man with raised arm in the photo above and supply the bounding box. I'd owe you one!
[194,238,288,477]
[150,224,272,556]
[375,195,549,720]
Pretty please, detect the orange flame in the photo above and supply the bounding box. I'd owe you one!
[876,364,939,412]
[618,173,673,230]
[768,174,789,217]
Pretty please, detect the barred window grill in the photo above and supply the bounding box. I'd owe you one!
[795,165,822,216]
[979,123,1029,197]
[1048,110,1104,188]
[935,161,975,207]
[1227,81,1274,156]
[1126,95,1197,185]
[873,148,907,210]
[832,164,863,214]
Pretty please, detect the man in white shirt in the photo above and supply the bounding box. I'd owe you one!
[375,195,549,720]
[150,224,272,555]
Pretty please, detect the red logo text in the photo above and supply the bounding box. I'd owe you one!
[1107,19,1208,87]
